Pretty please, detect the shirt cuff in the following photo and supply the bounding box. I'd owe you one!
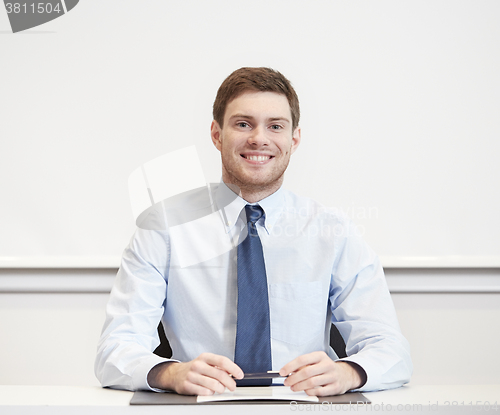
[132,354,181,392]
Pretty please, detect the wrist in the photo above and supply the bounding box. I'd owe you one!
[336,361,367,390]
[147,361,179,390]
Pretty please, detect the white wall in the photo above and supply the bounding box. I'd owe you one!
[1,269,499,387]
[1,0,500,268]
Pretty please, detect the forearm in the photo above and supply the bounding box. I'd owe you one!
[336,336,412,391]
[95,225,172,391]
[95,339,173,391]
[331,243,413,391]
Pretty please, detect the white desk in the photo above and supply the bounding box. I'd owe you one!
[1,385,498,414]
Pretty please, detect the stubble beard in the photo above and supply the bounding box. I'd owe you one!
[221,152,291,199]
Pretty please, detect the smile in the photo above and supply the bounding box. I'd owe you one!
[241,155,273,161]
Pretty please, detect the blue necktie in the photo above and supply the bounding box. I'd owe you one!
[234,204,272,386]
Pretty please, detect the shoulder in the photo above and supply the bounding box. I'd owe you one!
[136,185,214,231]
[281,188,350,227]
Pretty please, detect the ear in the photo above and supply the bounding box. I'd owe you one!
[211,120,223,152]
[290,126,301,155]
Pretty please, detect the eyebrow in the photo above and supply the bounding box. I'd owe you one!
[229,114,291,123]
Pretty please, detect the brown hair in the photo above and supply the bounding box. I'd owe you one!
[213,67,300,130]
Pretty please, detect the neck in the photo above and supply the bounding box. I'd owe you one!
[222,175,283,203]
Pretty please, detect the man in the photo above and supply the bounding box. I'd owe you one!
[95,67,412,396]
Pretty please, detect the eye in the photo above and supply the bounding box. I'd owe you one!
[270,124,283,130]
[237,122,249,128]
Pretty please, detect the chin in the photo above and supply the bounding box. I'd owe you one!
[224,164,286,190]
[242,174,282,189]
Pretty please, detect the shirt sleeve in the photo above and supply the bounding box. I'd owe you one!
[329,217,413,392]
[94,208,179,391]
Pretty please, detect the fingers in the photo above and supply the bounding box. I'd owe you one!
[198,353,244,391]
[182,365,229,395]
[176,372,223,396]
[280,351,328,378]
[283,353,331,389]
[287,367,348,397]
[200,353,244,380]
[171,353,243,395]
[191,357,238,392]
[303,381,348,397]
[288,372,334,393]
[285,362,327,388]
[280,352,352,396]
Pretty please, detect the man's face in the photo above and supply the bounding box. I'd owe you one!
[211,91,301,193]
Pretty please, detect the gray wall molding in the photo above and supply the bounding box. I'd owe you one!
[2,256,500,269]
[1,268,500,294]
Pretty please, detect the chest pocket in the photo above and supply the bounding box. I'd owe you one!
[268,281,327,346]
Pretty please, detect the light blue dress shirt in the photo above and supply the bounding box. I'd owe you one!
[95,182,412,392]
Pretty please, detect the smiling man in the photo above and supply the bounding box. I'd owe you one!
[95,67,412,396]
[211,90,300,203]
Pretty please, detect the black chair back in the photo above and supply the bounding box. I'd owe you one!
[154,322,347,359]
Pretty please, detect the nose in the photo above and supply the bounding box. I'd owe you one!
[247,125,269,147]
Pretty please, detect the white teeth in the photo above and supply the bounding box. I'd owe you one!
[246,155,270,161]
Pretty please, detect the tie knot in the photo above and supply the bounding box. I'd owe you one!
[245,204,264,225]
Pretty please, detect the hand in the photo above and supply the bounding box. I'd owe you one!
[147,353,244,396]
[279,351,366,396]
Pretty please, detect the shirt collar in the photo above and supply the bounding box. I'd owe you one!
[214,181,285,234]
[214,181,247,233]
[254,186,285,234]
